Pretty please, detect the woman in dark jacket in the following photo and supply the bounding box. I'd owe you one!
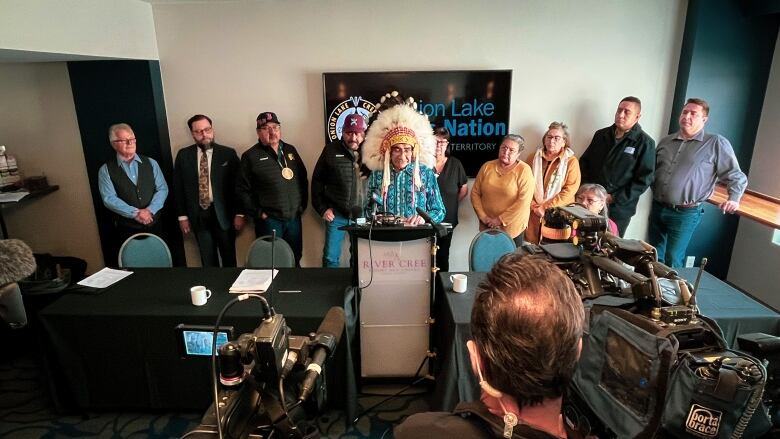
[432,127,467,271]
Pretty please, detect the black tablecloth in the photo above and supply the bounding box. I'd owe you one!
[38,268,357,420]
[432,268,780,411]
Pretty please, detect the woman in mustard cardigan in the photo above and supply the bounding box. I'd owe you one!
[524,122,581,244]
[471,134,535,246]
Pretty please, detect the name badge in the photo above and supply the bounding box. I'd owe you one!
[624,146,636,155]
[335,154,345,157]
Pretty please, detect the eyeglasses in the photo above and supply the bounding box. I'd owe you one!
[112,138,136,145]
[192,127,213,135]
[391,146,413,154]
[499,146,518,153]
[436,138,449,144]
[576,196,604,205]
[545,135,564,142]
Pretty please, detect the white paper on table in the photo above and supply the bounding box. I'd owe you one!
[77,267,133,288]
[229,269,278,293]
[0,191,29,202]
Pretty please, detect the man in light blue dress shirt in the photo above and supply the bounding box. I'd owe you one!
[98,123,168,249]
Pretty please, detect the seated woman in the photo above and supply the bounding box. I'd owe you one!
[471,134,535,246]
[525,121,581,244]
[575,183,619,235]
[362,91,444,225]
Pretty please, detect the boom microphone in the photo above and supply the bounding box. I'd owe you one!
[0,239,36,285]
[298,306,345,402]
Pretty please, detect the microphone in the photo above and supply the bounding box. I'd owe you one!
[299,306,345,402]
[0,239,36,285]
[0,239,35,329]
[416,207,447,237]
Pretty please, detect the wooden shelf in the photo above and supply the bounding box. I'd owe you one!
[707,183,780,229]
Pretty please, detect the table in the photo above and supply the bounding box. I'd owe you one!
[432,268,780,411]
[38,268,358,420]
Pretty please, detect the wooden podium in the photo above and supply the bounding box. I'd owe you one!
[343,225,437,378]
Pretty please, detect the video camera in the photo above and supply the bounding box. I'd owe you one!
[525,205,778,438]
[183,303,345,439]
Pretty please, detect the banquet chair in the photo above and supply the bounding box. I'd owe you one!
[469,229,516,272]
[246,235,295,268]
[118,233,173,268]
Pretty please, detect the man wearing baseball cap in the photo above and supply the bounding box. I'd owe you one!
[311,112,368,267]
[236,112,308,266]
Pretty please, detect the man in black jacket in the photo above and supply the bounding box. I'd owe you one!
[236,112,308,266]
[311,113,366,267]
[579,97,655,236]
[394,254,583,438]
[174,114,243,267]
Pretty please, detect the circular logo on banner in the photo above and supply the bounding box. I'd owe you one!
[327,96,376,142]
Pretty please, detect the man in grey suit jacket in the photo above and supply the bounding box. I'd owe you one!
[174,114,244,266]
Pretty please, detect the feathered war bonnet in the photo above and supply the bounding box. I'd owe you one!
[362,91,436,203]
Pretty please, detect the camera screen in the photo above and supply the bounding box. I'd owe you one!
[182,330,230,356]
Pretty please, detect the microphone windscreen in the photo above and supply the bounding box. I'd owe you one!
[0,239,36,285]
[317,306,345,345]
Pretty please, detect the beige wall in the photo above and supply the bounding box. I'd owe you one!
[152,0,686,269]
[0,62,103,272]
[728,32,780,311]
[0,0,158,60]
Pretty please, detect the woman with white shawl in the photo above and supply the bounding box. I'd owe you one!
[524,121,581,244]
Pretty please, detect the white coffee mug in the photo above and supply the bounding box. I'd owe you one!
[450,274,467,293]
[190,286,212,306]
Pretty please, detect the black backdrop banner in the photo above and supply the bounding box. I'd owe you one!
[322,70,512,177]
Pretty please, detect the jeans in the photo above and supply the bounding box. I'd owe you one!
[322,213,350,267]
[255,215,302,267]
[647,201,704,268]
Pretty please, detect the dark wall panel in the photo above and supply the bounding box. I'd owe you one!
[669,0,778,278]
[68,60,183,266]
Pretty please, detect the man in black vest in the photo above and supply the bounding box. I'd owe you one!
[236,112,308,266]
[98,123,169,248]
[174,115,243,267]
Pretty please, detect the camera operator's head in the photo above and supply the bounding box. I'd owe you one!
[467,253,584,408]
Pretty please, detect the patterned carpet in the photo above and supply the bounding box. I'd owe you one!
[0,334,428,439]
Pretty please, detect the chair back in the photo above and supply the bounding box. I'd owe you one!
[246,235,295,268]
[118,233,173,268]
[0,283,27,329]
[469,229,516,272]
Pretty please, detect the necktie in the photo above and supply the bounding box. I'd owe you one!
[198,148,210,209]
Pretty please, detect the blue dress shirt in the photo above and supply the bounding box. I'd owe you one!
[98,153,169,218]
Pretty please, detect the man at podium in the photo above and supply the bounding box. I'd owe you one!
[362,92,445,226]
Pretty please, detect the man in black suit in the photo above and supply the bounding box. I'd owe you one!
[174,114,244,266]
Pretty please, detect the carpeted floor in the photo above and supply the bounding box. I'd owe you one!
[0,337,429,439]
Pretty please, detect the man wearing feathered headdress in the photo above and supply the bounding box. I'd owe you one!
[362,92,445,226]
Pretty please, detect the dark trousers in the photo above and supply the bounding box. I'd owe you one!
[647,201,704,268]
[610,215,632,237]
[435,228,455,272]
[195,205,236,267]
[255,216,303,267]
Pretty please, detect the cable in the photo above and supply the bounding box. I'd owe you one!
[351,353,432,424]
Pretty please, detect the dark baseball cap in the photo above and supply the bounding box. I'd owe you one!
[256,112,280,128]
[343,113,367,134]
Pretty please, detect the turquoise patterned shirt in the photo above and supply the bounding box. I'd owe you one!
[366,163,445,222]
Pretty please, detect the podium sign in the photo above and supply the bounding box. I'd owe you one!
[357,237,431,377]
